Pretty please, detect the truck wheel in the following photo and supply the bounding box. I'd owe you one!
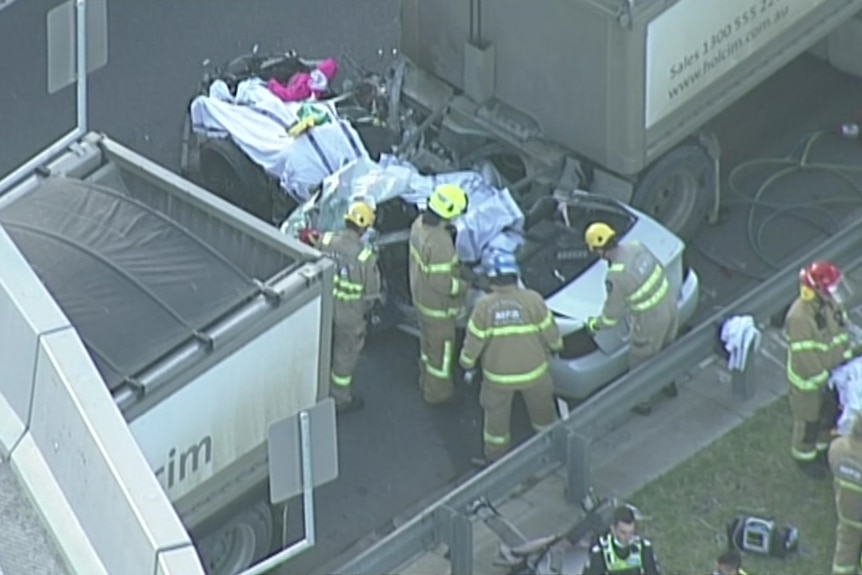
[631,144,715,241]
[196,500,274,575]
[199,138,276,223]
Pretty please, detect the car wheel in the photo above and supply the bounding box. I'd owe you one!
[199,138,279,223]
[631,144,715,241]
[195,500,274,575]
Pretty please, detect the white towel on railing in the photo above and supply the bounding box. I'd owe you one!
[830,358,862,436]
[720,315,761,371]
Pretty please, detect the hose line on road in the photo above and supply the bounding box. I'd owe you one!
[692,131,862,280]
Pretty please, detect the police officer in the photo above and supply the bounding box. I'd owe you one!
[829,414,862,575]
[583,222,679,412]
[409,184,469,405]
[319,201,381,413]
[785,261,853,477]
[459,251,562,463]
[581,505,661,575]
[712,549,749,575]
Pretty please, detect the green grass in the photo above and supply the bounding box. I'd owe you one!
[629,400,837,575]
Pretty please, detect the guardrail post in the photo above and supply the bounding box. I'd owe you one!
[557,427,590,504]
[731,337,758,401]
[435,505,473,575]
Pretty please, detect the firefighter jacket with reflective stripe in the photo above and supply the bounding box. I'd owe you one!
[829,435,862,529]
[408,216,465,320]
[582,533,660,575]
[599,242,670,329]
[459,284,563,385]
[784,296,851,392]
[320,230,381,327]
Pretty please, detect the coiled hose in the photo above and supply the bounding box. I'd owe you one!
[692,131,862,280]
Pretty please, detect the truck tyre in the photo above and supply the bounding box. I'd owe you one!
[199,138,277,223]
[196,500,274,575]
[631,144,715,241]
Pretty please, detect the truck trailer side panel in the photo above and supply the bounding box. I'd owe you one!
[0,133,335,568]
[130,295,323,505]
[401,0,862,175]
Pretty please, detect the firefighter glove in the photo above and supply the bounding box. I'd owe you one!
[459,264,479,282]
[463,369,477,385]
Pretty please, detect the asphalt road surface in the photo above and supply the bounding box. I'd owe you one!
[2,2,862,574]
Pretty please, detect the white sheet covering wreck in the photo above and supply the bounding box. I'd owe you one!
[282,156,525,264]
[190,78,368,202]
[190,76,526,264]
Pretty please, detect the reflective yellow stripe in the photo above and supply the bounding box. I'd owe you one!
[450,277,461,296]
[321,232,334,246]
[331,372,352,387]
[358,247,373,262]
[532,422,554,433]
[609,263,624,272]
[832,564,857,574]
[460,352,476,368]
[467,319,543,339]
[333,276,365,301]
[786,352,829,391]
[791,446,818,461]
[789,340,830,352]
[599,315,618,327]
[483,430,510,445]
[538,312,553,330]
[845,348,855,360]
[837,478,862,493]
[483,362,548,385]
[415,301,460,319]
[422,340,452,379]
[833,333,850,346]
[410,245,457,273]
[629,265,662,302]
[630,276,669,312]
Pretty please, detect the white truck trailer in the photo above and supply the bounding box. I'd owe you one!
[0,132,336,575]
[392,0,862,240]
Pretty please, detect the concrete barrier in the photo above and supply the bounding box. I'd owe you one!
[0,226,205,574]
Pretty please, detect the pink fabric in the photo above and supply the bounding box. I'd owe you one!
[267,58,339,102]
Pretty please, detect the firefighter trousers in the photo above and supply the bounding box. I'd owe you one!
[789,385,838,462]
[331,323,366,407]
[418,317,456,404]
[629,305,679,369]
[479,375,558,461]
[832,518,862,575]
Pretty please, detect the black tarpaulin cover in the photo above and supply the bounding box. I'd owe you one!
[0,177,259,391]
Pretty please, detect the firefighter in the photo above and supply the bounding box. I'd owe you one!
[409,184,469,404]
[583,222,679,412]
[581,505,661,575]
[319,201,381,413]
[784,261,853,477]
[459,251,562,463]
[713,549,749,575]
[459,252,563,464]
[829,414,862,575]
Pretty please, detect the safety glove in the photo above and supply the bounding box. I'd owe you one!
[463,369,477,386]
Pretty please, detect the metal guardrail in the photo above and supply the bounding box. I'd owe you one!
[332,215,862,575]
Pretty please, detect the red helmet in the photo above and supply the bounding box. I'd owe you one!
[799,261,842,293]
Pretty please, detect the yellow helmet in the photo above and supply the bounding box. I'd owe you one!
[584,222,617,252]
[345,201,376,229]
[428,184,468,220]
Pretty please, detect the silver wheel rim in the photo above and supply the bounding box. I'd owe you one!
[642,170,701,232]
